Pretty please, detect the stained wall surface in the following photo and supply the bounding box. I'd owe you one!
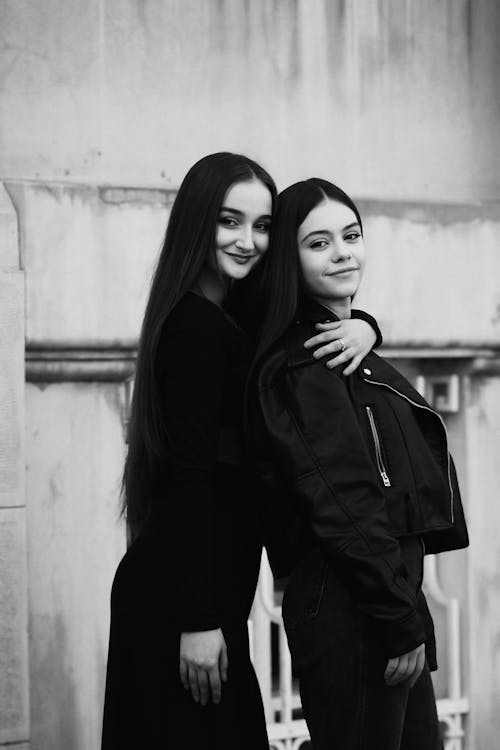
[1,0,499,202]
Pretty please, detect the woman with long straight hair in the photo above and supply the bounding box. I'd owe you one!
[101,156,381,748]
[248,178,468,750]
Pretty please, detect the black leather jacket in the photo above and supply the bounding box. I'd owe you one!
[248,300,468,656]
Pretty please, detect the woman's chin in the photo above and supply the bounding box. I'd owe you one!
[317,283,359,304]
[221,259,259,281]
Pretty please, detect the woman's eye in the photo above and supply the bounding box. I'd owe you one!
[345,231,361,241]
[310,239,328,249]
[219,216,238,227]
[255,222,270,233]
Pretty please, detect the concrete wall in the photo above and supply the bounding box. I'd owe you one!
[2,184,500,349]
[1,0,499,202]
[0,1,499,749]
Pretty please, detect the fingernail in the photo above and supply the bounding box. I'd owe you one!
[303,342,311,349]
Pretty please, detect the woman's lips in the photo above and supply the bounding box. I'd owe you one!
[327,266,359,276]
[225,252,257,264]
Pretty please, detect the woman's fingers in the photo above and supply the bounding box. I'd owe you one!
[385,644,426,687]
[325,349,353,369]
[187,664,200,703]
[343,354,362,376]
[385,654,412,685]
[410,650,425,689]
[401,651,417,684]
[183,663,223,706]
[179,658,189,691]
[207,664,223,705]
[409,645,426,689]
[384,656,400,685]
[315,321,342,331]
[303,325,342,350]
[304,332,342,351]
[197,667,210,706]
[220,641,228,683]
[389,655,408,685]
[312,340,346,360]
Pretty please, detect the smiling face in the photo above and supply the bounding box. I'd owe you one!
[297,198,365,310]
[214,178,273,281]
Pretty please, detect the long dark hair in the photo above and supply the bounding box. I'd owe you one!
[124,152,277,537]
[254,178,363,362]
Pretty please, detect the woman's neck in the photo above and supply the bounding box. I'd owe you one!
[314,296,352,320]
[194,267,227,307]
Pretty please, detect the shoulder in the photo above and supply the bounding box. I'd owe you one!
[168,292,228,331]
[162,293,231,344]
[157,293,231,367]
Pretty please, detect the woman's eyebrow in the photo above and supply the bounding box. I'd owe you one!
[220,207,272,220]
[220,206,244,215]
[301,229,332,242]
[301,222,360,242]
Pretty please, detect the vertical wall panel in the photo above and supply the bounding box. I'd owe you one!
[25,383,126,750]
[0,185,29,744]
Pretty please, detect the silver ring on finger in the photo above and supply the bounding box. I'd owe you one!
[339,339,346,353]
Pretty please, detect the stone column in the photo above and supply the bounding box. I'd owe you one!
[0,183,30,748]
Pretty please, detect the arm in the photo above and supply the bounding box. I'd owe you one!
[304,309,382,375]
[255,360,426,660]
[157,306,229,703]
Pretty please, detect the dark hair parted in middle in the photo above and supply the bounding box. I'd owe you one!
[255,178,363,362]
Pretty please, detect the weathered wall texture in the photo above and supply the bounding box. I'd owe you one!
[2,184,500,349]
[1,0,499,202]
[0,1,499,749]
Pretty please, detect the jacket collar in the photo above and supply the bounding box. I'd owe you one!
[285,298,340,369]
[289,300,438,413]
[296,298,341,325]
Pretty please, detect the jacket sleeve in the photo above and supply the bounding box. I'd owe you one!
[257,360,426,657]
[156,309,228,632]
[351,308,383,349]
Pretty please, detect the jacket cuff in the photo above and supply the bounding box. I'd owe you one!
[351,309,383,349]
[375,610,427,658]
[181,618,221,633]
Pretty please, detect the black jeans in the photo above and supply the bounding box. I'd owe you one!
[299,644,441,749]
[283,544,442,750]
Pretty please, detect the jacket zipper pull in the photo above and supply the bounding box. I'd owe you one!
[366,406,392,488]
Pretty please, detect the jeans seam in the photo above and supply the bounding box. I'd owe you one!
[356,635,368,750]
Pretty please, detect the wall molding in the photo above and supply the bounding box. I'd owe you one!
[25,345,500,383]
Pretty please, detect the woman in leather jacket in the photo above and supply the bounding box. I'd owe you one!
[248,178,468,750]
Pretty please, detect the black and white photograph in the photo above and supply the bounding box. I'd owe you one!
[0,1,499,748]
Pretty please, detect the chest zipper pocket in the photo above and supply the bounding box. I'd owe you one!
[366,406,391,487]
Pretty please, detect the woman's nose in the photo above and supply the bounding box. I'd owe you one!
[331,241,351,262]
[235,225,255,251]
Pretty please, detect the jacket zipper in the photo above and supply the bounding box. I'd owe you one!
[366,406,391,487]
[363,377,454,523]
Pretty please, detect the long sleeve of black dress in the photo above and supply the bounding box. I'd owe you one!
[155,294,234,633]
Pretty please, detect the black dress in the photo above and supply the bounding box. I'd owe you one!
[101,292,268,749]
